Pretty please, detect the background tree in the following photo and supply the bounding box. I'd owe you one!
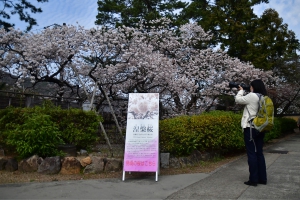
[181,0,300,112]
[0,25,84,98]
[245,9,300,72]
[95,0,188,28]
[0,20,277,118]
[245,9,300,114]
[0,0,49,31]
[181,0,269,53]
[181,1,299,71]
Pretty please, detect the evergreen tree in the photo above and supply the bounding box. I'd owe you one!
[0,0,49,31]
[181,0,299,74]
[182,0,268,55]
[245,9,299,71]
[95,0,188,28]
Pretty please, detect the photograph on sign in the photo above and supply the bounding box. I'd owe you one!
[123,93,159,172]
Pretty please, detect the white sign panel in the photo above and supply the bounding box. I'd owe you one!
[123,93,159,175]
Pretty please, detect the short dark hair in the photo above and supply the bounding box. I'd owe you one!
[250,79,267,95]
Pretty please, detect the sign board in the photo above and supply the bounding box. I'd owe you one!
[122,93,159,181]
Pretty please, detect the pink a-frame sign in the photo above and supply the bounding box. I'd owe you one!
[122,93,159,181]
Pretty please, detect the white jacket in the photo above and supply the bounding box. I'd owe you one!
[235,90,259,128]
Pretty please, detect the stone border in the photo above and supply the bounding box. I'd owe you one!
[0,150,215,174]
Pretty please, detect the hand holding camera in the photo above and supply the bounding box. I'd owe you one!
[229,81,250,91]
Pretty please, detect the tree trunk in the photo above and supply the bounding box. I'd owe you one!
[71,66,114,155]
[99,86,125,143]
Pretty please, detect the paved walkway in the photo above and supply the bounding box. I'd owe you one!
[0,131,299,199]
[167,132,300,199]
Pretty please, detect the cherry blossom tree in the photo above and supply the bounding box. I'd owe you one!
[0,25,85,98]
[0,19,279,120]
[268,82,300,116]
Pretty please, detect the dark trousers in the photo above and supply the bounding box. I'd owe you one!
[243,127,267,183]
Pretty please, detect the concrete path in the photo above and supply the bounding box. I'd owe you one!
[0,172,208,199]
[167,133,300,199]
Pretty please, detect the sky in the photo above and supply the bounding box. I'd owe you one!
[7,0,300,40]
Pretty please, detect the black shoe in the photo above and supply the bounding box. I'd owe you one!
[244,181,257,186]
[258,181,267,185]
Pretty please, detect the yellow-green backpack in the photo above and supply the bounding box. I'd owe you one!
[252,94,274,132]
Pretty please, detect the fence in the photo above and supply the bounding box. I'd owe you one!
[0,90,83,109]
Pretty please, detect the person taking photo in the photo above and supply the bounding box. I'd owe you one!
[235,79,267,187]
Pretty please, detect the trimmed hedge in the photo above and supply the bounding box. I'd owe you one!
[1,105,297,159]
[264,117,297,141]
[0,101,103,159]
[159,110,297,157]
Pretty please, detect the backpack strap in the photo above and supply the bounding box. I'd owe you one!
[255,93,263,115]
[246,107,257,152]
[246,93,261,122]
[245,93,262,152]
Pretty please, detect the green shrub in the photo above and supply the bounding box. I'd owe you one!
[278,117,297,133]
[49,109,102,149]
[5,113,63,158]
[159,111,244,156]
[159,115,194,156]
[159,111,297,157]
[0,101,103,158]
[265,117,297,141]
[40,100,103,150]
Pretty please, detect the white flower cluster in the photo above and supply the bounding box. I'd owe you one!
[0,19,278,115]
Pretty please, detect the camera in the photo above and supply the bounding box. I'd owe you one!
[229,81,250,91]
